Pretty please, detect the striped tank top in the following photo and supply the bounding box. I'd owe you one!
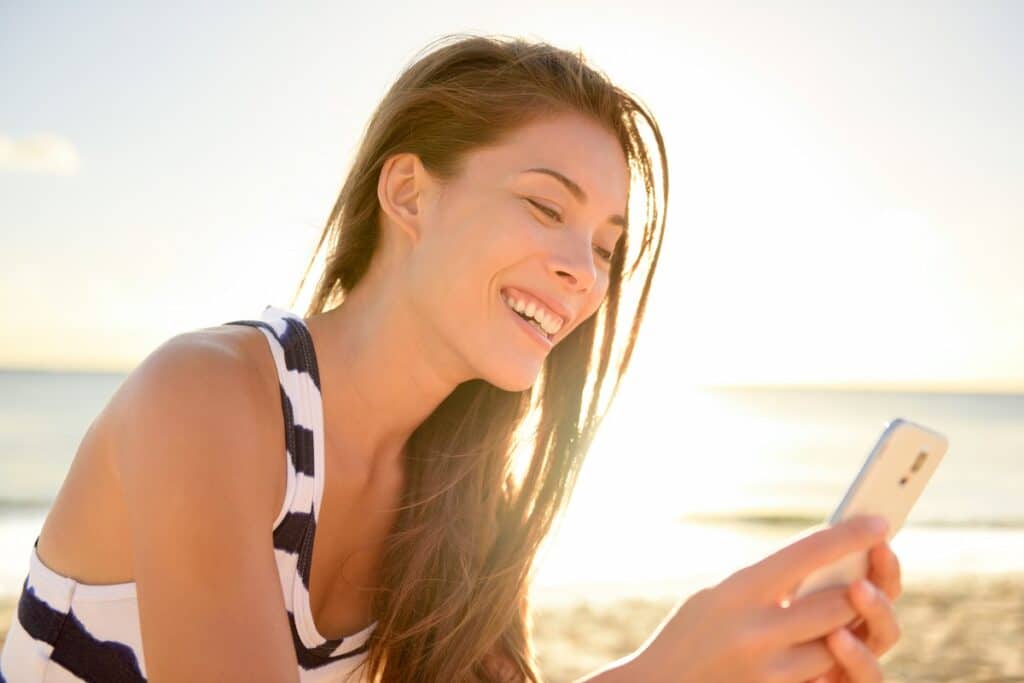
[0,305,377,682]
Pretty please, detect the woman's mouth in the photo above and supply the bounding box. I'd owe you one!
[500,289,562,347]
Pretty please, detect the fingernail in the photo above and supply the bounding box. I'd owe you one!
[867,516,889,536]
[856,579,877,600]
[835,627,856,651]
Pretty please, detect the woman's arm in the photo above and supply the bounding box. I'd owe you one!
[111,333,299,682]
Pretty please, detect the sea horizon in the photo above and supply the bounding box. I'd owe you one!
[2,370,1023,603]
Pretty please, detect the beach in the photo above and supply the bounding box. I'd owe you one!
[530,573,1024,683]
[4,380,1024,680]
[2,574,1021,681]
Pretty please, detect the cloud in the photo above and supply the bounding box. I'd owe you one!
[0,132,81,175]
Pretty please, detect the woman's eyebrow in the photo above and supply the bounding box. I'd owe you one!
[521,167,627,229]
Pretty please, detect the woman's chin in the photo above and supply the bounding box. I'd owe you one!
[482,364,542,393]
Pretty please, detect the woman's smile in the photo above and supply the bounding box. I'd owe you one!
[500,290,556,348]
[500,286,567,335]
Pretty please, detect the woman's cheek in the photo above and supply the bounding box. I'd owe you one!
[522,219,555,250]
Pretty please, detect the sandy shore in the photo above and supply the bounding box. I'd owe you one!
[531,573,1024,683]
[2,574,1022,681]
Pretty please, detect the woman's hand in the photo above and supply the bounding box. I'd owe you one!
[810,541,903,683]
[621,516,899,683]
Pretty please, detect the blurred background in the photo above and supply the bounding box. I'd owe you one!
[2,2,1021,680]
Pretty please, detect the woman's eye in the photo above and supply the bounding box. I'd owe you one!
[525,198,614,264]
[525,198,563,223]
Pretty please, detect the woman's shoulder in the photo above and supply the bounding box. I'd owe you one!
[111,323,277,430]
[102,323,286,524]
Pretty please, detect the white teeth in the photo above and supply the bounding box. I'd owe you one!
[501,291,565,337]
[541,313,563,336]
[535,308,548,329]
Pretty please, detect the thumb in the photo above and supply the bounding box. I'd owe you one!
[736,515,888,604]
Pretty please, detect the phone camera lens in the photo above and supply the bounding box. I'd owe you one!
[911,450,927,472]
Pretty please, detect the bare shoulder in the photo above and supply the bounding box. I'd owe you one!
[34,321,288,587]
[105,323,285,527]
[98,324,301,680]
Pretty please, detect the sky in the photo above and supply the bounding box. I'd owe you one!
[1,1,1022,392]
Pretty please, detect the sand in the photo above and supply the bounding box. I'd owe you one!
[531,574,1024,683]
[2,574,1022,681]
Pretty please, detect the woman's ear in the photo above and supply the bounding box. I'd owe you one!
[377,151,433,244]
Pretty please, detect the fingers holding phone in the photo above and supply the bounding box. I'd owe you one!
[621,418,942,682]
[807,544,904,683]
[625,516,891,682]
[866,541,902,601]
[734,515,889,607]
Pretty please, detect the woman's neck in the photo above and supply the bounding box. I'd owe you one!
[303,277,468,481]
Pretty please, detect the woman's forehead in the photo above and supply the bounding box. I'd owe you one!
[464,115,630,212]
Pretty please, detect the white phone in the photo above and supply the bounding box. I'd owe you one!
[791,417,948,600]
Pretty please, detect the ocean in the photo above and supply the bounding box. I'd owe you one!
[2,369,1022,604]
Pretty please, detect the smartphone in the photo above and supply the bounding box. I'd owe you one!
[790,417,948,600]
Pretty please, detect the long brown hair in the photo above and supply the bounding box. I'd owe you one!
[290,33,668,682]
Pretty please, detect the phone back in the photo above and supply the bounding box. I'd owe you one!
[830,418,949,535]
[791,418,948,600]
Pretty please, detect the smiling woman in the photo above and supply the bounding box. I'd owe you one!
[0,32,668,683]
[284,35,669,681]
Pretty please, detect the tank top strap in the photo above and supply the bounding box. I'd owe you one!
[222,305,325,554]
[222,305,378,660]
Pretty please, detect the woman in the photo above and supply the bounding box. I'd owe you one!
[0,34,902,682]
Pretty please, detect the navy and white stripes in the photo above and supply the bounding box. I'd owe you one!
[0,305,376,682]
[227,307,376,672]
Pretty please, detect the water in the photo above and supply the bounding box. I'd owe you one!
[0,370,126,508]
[0,369,127,598]
[531,382,1024,602]
[1,369,1023,603]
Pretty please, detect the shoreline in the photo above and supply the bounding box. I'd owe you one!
[2,573,1021,680]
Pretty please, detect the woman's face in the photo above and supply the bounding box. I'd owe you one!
[399,111,630,392]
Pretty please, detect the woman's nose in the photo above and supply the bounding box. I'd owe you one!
[548,235,597,293]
